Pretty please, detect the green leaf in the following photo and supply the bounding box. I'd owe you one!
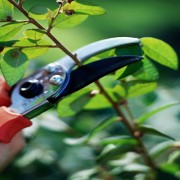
[123,80,157,98]
[0,22,26,41]
[84,78,119,110]
[114,43,143,79]
[150,141,174,158]
[24,29,45,41]
[52,13,88,29]
[142,92,158,106]
[39,112,70,132]
[97,143,135,163]
[137,103,180,124]
[155,168,179,180]
[14,38,50,59]
[141,37,178,70]
[113,81,157,99]
[111,168,139,179]
[64,136,87,145]
[96,49,115,59]
[85,49,115,64]
[168,151,180,164]
[139,125,175,140]
[96,144,116,162]
[69,168,97,180]
[28,5,48,20]
[57,88,91,117]
[110,154,148,177]
[109,152,139,167]
[100,135,137,146]
[161,163,180,175]
[0,49,28,86]
[133,56,159,81]
[84,93,112,110]
[63,1,107,15]
[121,163,150,173]
[86,117,117,142]
[112,84,126,99]
[115,61,143,80]
[70,92,91,112]
[115,42,143,57]
[0,40,18,47]
[0,0,13,20]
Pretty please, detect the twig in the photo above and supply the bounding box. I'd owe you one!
[123,100,135,120]
[95,82,156,169]
[18,0,25,6]
[8,0,82,66]
[47,4,62,33]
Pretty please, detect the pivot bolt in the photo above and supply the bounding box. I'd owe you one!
[49,75,64,85]
[20,79,43,98]
[45,63,58,73]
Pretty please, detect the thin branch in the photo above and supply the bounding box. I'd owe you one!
[8,0,45,29]
[47,4,62,33]
[18,0,25,6]
[46,31,82,66]
[8,0,82,66]
[95,82,156,169]
[123,101,135,120]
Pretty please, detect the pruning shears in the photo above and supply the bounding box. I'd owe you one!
[0,37,142,143]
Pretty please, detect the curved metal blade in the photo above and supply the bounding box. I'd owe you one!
[49,55,142,103]
[58,37,140,71]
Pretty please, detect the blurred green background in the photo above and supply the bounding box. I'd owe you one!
[1,0,180,179]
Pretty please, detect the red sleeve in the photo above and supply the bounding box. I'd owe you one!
[0,77,11,107]
[0,77,32,143]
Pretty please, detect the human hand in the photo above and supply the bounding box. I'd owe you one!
[0,132,25,171]
[0,77,26,171]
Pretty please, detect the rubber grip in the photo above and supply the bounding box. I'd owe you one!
[0,107,32,143]
[0,77,11,107]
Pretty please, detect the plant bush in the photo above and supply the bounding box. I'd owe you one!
[0,0,179,179]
